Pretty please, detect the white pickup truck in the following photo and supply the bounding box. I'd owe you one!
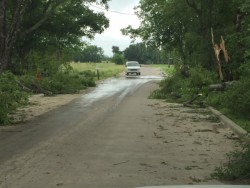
[125,61,141,76]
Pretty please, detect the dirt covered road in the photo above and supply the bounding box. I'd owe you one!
[0,66,239,188]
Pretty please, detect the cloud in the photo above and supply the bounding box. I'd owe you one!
[88,0,141,56]
[108,0,139,12]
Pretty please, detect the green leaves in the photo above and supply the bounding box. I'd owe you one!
[74,45,104,63]
[1,0,110,73]
[123,43,164,64]
[112,54,125,65]
[0,72,28,124]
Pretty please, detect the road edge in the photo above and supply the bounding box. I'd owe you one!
[208,106,250,141]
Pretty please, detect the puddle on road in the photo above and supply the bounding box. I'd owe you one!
[79,76,163,106]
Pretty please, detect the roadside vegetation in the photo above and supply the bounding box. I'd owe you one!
[0,62,124,125]
[151,64,176,77]
[0,0,110,125]
[212,144,250,183]
[70,62,125,80]
[1,0,249,182]
[122,0,250,183]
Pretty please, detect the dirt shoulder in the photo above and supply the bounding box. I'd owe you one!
[10,88,94,124]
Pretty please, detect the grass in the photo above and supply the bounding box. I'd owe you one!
[213,107,250,133]
[70,62,125,80]
[223,112,250,133]
[150,64,176,76]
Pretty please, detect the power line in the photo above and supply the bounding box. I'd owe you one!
[89,4,137,16]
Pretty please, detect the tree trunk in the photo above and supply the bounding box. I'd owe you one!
[200,0,214,69]
[0,1,27,73]
[0,0,7,57]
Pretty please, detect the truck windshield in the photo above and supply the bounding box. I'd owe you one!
[127,62,139,66]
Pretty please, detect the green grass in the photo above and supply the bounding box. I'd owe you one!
[150,64,176,76]
[70,62,125,80]
[211,107,250,133]
[222,112,250,133]
[212,144,250,183]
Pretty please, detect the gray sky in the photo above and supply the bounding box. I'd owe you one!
[89,0,141,56]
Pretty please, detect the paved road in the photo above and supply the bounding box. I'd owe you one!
[0,66,238,188]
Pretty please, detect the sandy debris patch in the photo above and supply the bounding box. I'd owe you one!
[10,93,82,123]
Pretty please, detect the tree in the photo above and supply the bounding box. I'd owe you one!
[0,0,28,72]
[0,0,110,73]
[123,42,164,64]
[112,53,125,65]
[124,43,144,62]
[123,0,246,73]
[122,0,196,64]
[82,45,104,62]
[112,46,122,54]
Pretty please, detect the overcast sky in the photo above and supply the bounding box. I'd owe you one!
[89,0,141,57]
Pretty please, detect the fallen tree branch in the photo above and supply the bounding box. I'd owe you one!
[183,93,204,107]
[15,79,34,92]
[209,81,234,90]
[15,79,53,96]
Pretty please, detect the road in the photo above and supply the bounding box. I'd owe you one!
[0,66,238,188]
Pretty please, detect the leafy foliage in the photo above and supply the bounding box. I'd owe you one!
[112,54,125,65]
[123,43,165,64]
[207,62,250,120]
[73,45,104,63]
[112,46,122,54]
[151,65,217,102]
[0,72,28,124]
[0,0,110,73]
[0,69,96,125]
[19,70,96,95]
[212,145,250,183]
[223,78,250,119]
[40,71,95,94]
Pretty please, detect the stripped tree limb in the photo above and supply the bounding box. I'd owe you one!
[211,28,224,81]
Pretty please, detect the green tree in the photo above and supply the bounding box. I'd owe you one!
[123,42,164,64]
[0,0,110,73]
[122,0,194,64]
[122,0,239,69]
[81,45,104,62]
[124,43,145,63]
[112,46,122,54]
[112,53,125,65]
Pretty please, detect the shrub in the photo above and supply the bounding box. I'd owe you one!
[112,54,125,65]
[189,66,217,88]
[0,72,28,124]
[207,62,250,120]
[19,70,96,95]
[212,145,250,183]
[223,77,250,119]
[152,65,217,103]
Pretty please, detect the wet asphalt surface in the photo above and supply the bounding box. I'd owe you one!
[81,75,163,107]
[0,67,239,187]
[0,73,163,163]
[0,67,166,187]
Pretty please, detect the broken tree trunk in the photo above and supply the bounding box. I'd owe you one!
[209,81,234,90]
